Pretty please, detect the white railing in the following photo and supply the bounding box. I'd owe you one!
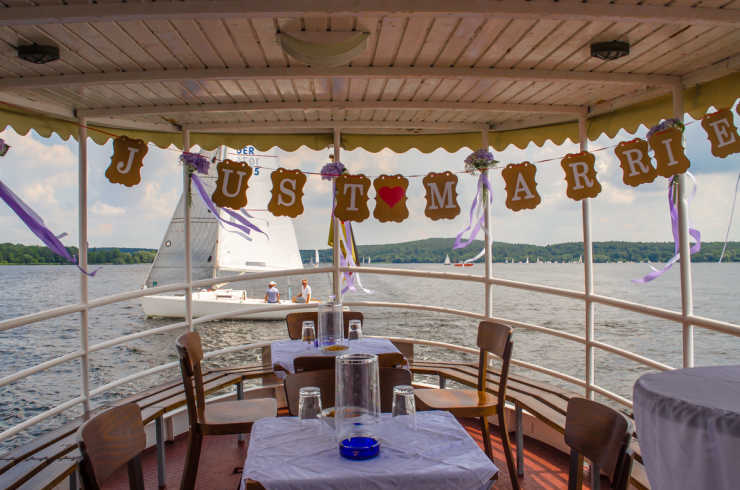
[2,263,739,445]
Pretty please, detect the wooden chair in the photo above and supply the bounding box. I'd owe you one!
[176,331,277,490]
[380,367,412,413]
[284,369,336,416]
[294,355,335,372]
[378,352,406,368]
[414,321,519,489]
[77,403,146,490]
[565,397,634,490]
[286,312,318,340]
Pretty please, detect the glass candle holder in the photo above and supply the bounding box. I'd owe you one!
[318,296,346,352]
[335,353,380,457]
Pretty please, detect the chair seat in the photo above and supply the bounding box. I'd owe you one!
[415,389,498,418]
[203,398,277,434]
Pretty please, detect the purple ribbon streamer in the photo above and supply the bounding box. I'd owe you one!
[633,177,701,283]
[189,173,267,238]
[0,179,98,276]
[454,173,493,250]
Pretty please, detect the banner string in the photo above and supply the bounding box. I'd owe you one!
[0,100,712,181]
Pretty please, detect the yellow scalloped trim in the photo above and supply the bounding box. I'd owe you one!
[1,73,737,153]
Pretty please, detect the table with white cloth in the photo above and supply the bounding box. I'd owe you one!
[240,410,498,490]
[271,338,403,376]
[633,365,740,490]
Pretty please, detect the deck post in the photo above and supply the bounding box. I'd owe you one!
[481,129,493,318]
[155,415,166,489]
[332,128,342,301]
[78,118,90,416]
[579,115,595,400]
[182,129,193,331]
[673,86,694,368]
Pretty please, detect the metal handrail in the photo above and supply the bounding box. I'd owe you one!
[1,265,738,445]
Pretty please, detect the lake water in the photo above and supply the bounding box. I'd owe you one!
[1,262,738,452]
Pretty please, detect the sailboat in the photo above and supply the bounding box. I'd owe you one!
[141,147,307,321]
[313,249,320,268]
[443,254,451,266]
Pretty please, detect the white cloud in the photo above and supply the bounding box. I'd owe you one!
[91,201,125,216]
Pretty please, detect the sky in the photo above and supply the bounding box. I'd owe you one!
[0,105,738,252]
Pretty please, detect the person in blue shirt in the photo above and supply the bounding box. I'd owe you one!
[264,281,280,303]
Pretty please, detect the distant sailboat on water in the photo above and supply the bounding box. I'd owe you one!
[443,254,451,266]
[141,146,307,320]
[314,249,320,268]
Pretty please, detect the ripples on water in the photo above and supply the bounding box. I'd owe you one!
[1,262,738,452]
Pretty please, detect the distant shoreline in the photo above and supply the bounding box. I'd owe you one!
[2,239,738,265]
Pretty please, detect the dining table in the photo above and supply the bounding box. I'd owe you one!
[240,410,499,490]
[270,337,403,376]
[633,365,740,490]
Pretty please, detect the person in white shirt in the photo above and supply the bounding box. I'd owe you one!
[293,278,312,303]
[264,281,280,303]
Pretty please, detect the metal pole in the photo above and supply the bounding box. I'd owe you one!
[332,128,342,301]
[78,119,90,415]
[673,86,694,368]
[579,115,595,400]
[182,130,193,331]
[481,129,493,318]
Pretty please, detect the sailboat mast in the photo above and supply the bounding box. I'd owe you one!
[212,145,227,279]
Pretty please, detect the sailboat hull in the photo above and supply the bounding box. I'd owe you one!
[141,290,318,321]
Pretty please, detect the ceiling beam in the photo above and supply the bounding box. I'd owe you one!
[77,100,586,118]
[182,120,489,133]
[0,66,680,91]
[0,0,736,27]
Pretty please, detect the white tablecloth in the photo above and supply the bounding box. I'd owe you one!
[271,338,402,376]
[633,365,740,490]
[241,411,498,490]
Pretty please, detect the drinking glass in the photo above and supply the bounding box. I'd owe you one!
[335,353,380,447]
[348,319,362,340]
[301,321,316,345]
[318,296,346,352]
[298,386,322,422]
[391,385,416,430]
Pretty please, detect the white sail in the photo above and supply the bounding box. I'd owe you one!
[444,254,451,265]
[314,249,320,266]
[145,151,219,288]
[145,146,302,288]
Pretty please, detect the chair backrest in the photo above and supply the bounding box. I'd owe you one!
[286,312,318,340]
[176,331,207,427]
[565,397,633,490]
[378,352,406,368]
[294,355,335,372]
[476,321,513,404]
[77,403,146,490]
[342,311,364,338]
[284,369,336,416]
[379,367,412,412]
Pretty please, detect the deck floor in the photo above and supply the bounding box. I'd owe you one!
[104,417,579,489]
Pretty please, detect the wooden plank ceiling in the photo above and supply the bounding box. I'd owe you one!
[0,0,738,134]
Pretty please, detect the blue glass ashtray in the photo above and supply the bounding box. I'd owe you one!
[339,436,380,460]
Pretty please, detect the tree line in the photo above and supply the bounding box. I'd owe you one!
[0,243,156,265]
[300,238,739,264]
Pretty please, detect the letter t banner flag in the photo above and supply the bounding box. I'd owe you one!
[334,173,371,222]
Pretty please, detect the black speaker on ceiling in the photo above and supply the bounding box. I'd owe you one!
[590,41,630,61]
[17,43,60,64]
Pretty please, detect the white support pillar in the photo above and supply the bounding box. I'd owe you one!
[182,130,193,331]
[78,119,90,415]
[579,115,595,400]
[481,129,493,318]
[332,128,342,301]
[673,86,694,368]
